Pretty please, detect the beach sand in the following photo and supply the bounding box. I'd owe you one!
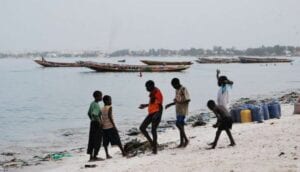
[14,104,299,172]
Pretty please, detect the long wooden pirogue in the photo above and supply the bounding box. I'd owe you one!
[78,61,190,72]
[140,60,193,65]
[34,59,81,67]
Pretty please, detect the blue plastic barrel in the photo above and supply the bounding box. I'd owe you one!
[230,108,243,123]
[248,105,263,123]
[268,102,281,119]
[261,104,270,120]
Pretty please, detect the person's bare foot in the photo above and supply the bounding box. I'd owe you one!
[176,143,184,148]
[106,155,112,159]
[94,157,105,161]
[183,140,189,147]
[228,143,236,147]
[152,148,157,154]
[205,147,215,150]
[207,142,214,146]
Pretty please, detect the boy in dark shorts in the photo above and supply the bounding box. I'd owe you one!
[87,91,104,161]
[165,78,190,147]
[101,95,126,158]
[207,100,236,149]
[139,80,163,154]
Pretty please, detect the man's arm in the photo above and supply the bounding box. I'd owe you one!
[165,102,175,109]
[212,109,221,128]
[139,103,149,109]
[107,107,116,129]
[216,69,220,80]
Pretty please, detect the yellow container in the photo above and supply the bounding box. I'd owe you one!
[240,109,252,123]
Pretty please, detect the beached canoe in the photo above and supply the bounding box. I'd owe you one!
[140,60,193,66]
[34,59,81,67]
[196,58,240,64]
[78,61,190,72]
[239,57,293,63]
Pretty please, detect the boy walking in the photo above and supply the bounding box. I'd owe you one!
[87,90,104,161]
[207,100,236,149]
[139,80,163,154]
[165,78,190,147]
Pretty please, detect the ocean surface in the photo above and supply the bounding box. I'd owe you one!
[0,56,299,156]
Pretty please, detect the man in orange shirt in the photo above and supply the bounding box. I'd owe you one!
[139,80,163,154]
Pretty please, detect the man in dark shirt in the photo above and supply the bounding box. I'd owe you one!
[207,100,236,149]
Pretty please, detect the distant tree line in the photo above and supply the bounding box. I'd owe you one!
[1,45,300,58]
[109,45,300,57]
[0,51,104,58]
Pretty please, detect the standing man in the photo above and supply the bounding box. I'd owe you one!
[216,69,233,110]
[207,100,236,149]
[165,78,190,147]
[139,80,163,154]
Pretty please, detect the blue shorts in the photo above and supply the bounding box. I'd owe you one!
[176,115,186,125]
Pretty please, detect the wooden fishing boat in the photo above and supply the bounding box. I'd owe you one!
[34,59,81,67]
[239,57,293,63]
[118,59,126,63]
[196,58,240,64]
[140,60,193,65]
[78,61,190,72]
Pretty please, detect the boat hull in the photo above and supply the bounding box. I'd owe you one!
[239,57,293,63]
[196,58,240,64]
[140,60,193,66]
[79,61,190,72]
[34,60,81,67]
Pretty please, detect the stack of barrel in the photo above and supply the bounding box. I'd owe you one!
[230,101,281,123]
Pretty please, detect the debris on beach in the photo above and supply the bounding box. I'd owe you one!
[84,164,97,168]
[126,128,140,136]
[33,151,72,162]
[157,121,175,130]
[62,131,74,137]
[278,92,300,104]
[70,147,85,153]
[232,91,300,107]
[278,152,285,157]
[0,158,29,168]
[123,139,174,157]
[1,152,18,156]
[187,113,210,127]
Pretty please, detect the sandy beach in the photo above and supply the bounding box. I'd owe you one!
[11,103,299,172]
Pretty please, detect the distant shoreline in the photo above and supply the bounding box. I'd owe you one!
[1,45,300,58]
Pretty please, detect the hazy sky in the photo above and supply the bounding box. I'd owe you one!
[0,0,300,52]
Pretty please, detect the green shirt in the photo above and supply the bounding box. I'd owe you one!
[88,101,101,121]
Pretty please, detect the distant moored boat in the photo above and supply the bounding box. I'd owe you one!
[140,60,193,66]
[238,57,293,63]
[78,61,190,72]
[34,58,81,67]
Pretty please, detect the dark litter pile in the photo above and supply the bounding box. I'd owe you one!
[126,128,140,136]
[123,139,173,157]
[278,92,300,104]
[0,158,29,168]
[0,151,73,170]
[187,113,210,127]
[232,92,300,107]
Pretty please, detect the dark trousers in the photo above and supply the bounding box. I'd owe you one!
[87,121,102,157]
[139,107,162,152]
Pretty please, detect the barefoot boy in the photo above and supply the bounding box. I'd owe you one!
[207,100,236,149]
[165,78,190,147]
[87,91,104,161]
[101,95,126,158]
